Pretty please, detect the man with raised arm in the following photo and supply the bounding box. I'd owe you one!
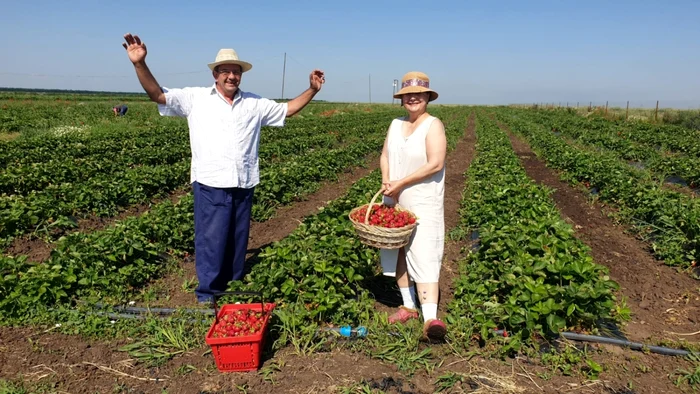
[122,33,325,305]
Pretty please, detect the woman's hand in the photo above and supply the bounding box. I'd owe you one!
[382,180,404,200]
[380,181,390,193]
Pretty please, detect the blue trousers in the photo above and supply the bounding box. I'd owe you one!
[193,181,254,302]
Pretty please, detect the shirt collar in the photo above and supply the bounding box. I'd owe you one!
[210,84,243,104]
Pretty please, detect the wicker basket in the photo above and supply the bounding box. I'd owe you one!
[349,189,418,249]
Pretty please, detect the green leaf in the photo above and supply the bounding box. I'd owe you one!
[546,314,566,333]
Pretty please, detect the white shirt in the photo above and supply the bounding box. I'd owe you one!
[158,85,288,188]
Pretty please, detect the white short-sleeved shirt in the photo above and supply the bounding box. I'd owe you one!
[158,85,288,188]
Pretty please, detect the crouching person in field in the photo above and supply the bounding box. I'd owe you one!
[122,33,325,305]
[113,104,128,116]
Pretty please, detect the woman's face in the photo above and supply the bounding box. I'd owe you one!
[402,92,430,113]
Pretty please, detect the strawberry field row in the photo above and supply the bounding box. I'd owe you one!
[227,109,469,322]
[446,112,620,352]
[0,112,407,247]
[0,135,380,248]
[496,109,700,272]
[0,192,194,320]
[0,122,188,167]
[0,105,398,167]
[0,127,353,196]
[259,107,405,144]
[520,109,700,189]
[539,109,700,157]
[252,135,384,221]
[0,109,470,328]
[614,117,700,158]
[0,161,190,247]
[0,100,159,134]
[0,135,190,196]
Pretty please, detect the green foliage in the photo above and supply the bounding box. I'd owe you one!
[663,109,700,131]
[0,193,194,319]
[496,108,700,270]
[446,113,619,352]
[0,109,401,245]
[227,109,468,327]
[672,354,700,390]
[523,108,700,187]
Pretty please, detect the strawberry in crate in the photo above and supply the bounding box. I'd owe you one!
[210,305,273,338]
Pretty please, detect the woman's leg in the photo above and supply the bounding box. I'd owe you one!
[416,281,446,340]
[396,248,417,308]
[388,248,419,324]
[415,282,439,320]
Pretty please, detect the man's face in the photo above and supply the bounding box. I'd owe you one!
[213,64,243,97]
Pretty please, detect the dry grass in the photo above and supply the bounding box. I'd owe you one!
[0,132,20,141]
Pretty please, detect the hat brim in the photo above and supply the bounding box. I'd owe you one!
[208,60,253,73]
[393,86,438,102]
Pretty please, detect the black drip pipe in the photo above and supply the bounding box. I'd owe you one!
[89,311,210,324]
[492,330,691,357]
[89,302,214,316]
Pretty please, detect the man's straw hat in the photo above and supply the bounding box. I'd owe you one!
[393,71,438,101]
[207,49,253,72]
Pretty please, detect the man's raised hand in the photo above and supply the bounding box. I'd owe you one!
[122,33,147,64]
[310,69,325,92]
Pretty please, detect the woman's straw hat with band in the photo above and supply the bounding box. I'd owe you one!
[393,71,438,102]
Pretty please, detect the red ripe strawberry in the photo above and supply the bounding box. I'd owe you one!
[354,203,416,228]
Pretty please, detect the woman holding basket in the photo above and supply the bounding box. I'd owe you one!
[380,71,447,341]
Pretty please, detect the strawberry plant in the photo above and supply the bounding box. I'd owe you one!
[520,108,700,190]
[0,105,470,345]
[227,110,469,325]
[447,113,620,352]
[0,109,410,247]
[496,109,700,271]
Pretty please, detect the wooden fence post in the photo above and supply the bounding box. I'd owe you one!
[655,100,659,122]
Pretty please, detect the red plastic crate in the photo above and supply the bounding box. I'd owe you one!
[205,302,275,372]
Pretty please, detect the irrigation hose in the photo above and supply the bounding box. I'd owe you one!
[492,330,691,357]
[86,301,215,316]
[55,304,213,324]
[75,303,695,357]
[92,311,210,324]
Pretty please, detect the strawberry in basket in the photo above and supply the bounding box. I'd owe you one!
[348,189,419,249]
[350,204,416,228]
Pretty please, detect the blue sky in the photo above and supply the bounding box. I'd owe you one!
[1,0,698,107]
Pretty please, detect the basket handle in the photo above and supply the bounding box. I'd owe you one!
[364,188,385,224]
[212,291,265,325]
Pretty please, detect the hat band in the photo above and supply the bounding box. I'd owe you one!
[401,79,430,89]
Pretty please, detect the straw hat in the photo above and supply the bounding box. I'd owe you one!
[207,49,253,72]
[393,71,438,101]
